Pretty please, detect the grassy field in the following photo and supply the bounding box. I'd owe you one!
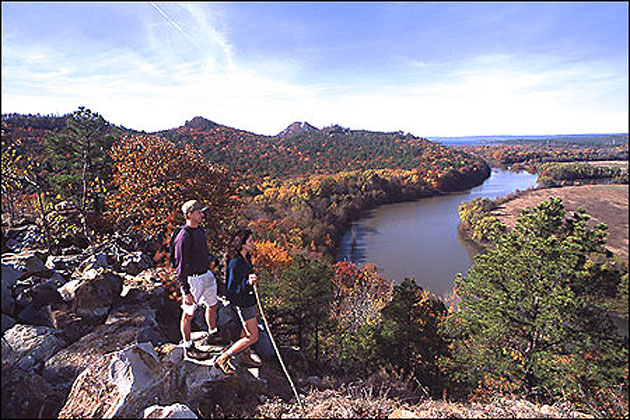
[491,184,628,260]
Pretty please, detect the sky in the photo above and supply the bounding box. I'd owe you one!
[2,2,628,137]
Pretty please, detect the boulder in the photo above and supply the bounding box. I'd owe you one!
[58,342,167,418]
[1,313,16,334]
[14,275,65,309]
[1,251,49,280]
[43,303,166,392]
[143,403,198,418]
[121,251,154,275]
[1,264,19,314]
[77,252,112,273]
[1,363,68,419]
[3,223,45,252]
[58,340,267,419]
[50,305,101,343]
[46,254,84,277]
[58,268,123,319]
[3,324,68,371]
[15,304,55,328]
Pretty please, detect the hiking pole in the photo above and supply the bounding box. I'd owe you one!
[253,283,305,413]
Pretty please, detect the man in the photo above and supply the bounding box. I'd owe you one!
[174,199,221,359]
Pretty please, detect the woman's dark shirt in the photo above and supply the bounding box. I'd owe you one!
[226,253,256,307]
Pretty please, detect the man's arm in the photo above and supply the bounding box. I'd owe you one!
[175,230,192,295]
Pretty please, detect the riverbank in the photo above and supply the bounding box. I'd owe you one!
[331,163,491,262]
[335,168,538,298]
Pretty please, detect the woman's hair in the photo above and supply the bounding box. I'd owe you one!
[224,228,253,264]
[223,228,253,286]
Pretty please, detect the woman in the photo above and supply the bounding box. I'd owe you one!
[215,228,262,374]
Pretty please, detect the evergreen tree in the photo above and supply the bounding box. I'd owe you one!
[43,107,117,232]
[262,256,334,363]
[377,278,448,397]
[442,197,627,408]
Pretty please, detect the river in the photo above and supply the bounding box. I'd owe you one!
[336,168,539,298]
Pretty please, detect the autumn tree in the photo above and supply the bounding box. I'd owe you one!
[106,133,238,256]
[324,261,394,373]
[441,197,628,413]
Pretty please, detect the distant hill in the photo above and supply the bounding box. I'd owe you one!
[183,116,221,132]
[153,117,486,186]
[1,111,487,187]
[277,121,319,136]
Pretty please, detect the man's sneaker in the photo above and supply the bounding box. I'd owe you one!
[240,350,261,368]
[215,353,236,375]
[185,343,211,360]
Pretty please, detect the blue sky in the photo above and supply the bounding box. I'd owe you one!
[2,2,628,137]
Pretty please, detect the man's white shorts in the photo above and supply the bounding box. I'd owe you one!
[181,271,218,313]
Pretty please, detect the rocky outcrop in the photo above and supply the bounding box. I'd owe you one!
[2,222,45,253]
[58,342,168,418]
[184,116,220,132]
[277,121,319,137]
[0,221,303,419]
[43,303,167,393]
[58,341,267,418]
[3,324,68,371]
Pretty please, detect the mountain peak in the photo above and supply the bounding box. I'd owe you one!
[184,116,220,131]
[277,121,319,136]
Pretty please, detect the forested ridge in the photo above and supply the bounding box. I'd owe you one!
[2,109,627,418]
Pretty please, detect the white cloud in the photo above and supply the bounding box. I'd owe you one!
[2,5,627,137]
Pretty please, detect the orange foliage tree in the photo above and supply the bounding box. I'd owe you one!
[253,239,293,282]
[330,261,394,332]
[106,134,239,255]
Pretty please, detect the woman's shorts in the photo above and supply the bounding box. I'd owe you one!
[238,305,257,321]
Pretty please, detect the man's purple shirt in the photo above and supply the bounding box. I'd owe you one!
[174,225,209,294]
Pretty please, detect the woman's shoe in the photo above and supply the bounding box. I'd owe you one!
[215,353,236,375]
[240,350,261,368]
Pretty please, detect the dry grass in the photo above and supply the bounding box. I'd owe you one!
[491,184,629,260]
[255,387,593,418]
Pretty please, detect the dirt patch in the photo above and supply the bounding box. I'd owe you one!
[491,184,628,260]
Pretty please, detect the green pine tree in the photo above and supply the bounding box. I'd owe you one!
[43,107,118,234]
[442,197,627,410]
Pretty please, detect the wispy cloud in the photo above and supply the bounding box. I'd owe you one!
[2,3,627,136]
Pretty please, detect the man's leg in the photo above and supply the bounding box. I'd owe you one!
[205,303,218,332]
[181,311,195,345]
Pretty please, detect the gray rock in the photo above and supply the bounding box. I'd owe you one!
[1,264,19,314]
[15,304,55,328]
[1,363,67,419]
[1,252,49,280]
[43,303,166,391]
[49,305,100,343]
[45,254,83,276]
[3,323,68,369]
[121,251,154,275]
[15,277,65,310]
[58,342,167,418]
[3,224,45,252]
[1,313,16,334]
[143,403,198,418]
[77,252,112,273]
[58,268,123,318]
[57,339,265,419]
